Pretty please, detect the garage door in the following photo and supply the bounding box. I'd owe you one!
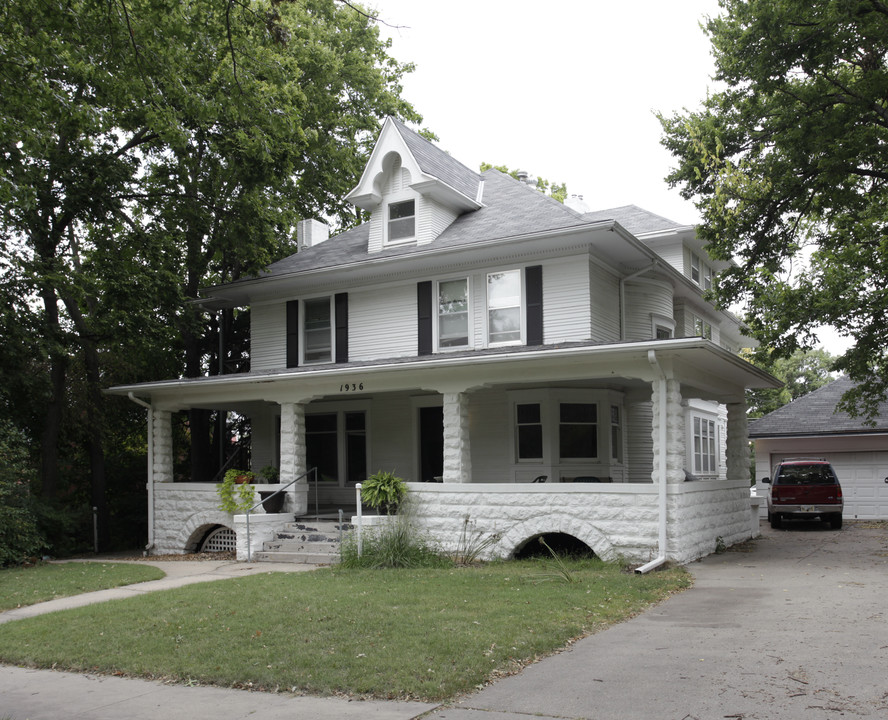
[822,452,888,520]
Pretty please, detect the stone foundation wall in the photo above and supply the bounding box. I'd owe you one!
[152,483,307,556]
[404,481,756,565]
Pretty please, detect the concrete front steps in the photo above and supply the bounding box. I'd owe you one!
[253,519,352,564]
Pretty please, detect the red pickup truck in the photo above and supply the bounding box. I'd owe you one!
[763,458,843,530]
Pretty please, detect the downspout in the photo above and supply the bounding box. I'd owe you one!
[127,392,155,554]
[636,350,669,574]
[619,262,659,340]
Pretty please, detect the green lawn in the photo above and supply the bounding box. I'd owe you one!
[0,559,689,701]
[0,562,165,611]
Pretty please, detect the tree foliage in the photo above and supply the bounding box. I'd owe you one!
[744,348,837,417]
[0,0,420,551]
[480,162,568,203]
[659,0,888,419]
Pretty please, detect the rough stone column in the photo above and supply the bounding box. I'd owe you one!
[443,392,472,484]
[651,378,685,484]
[279,402,307,484]
[725,401,749,483]
[152,410,173,483]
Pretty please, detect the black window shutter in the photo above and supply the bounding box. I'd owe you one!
[286,300,299,368]
[526,265,543,346]
[334,292,349,363]
[417,281,433,355]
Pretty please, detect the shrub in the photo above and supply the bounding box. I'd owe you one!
[360,470,406,515]
[0,421,45,565]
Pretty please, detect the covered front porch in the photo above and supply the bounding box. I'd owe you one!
[111,338,778,563]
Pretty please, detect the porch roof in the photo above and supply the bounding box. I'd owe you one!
[108,338,780,412]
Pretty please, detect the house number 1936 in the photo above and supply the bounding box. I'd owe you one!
[340,383,364,392]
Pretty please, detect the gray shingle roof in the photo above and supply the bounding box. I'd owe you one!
[748,376,888,437]
[582,205,687,235]
[391,118,481,201]
[262,169,594,277]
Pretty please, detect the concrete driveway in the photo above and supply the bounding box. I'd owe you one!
[429,520,888,720]
[2,521,886,720]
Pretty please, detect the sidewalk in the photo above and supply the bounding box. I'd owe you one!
[1,556,318,625]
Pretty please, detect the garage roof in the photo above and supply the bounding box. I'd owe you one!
[749,376,888,437]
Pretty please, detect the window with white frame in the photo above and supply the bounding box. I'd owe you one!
[691,252,713,290]
[437,278,469,348]
[303,297,332,363]
[388,199,415,242]
[559,403,598,460]
[487,270,522,345]
[516,403,543,461]
[692,416,717,475]
[693,315,713,340]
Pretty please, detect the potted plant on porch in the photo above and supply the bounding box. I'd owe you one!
[361,470,407,515]
[217,469,255,513]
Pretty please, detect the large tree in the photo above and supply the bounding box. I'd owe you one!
[659,0,888,419]
[0,0,419,549]
[744,348,837,417]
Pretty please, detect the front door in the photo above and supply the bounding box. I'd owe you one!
[419,405,444,482]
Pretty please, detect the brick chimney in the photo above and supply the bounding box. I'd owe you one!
[296,219,330,251]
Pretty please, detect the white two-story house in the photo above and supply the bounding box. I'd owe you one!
[110,117,779,567]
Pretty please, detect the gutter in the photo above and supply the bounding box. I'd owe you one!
[636,350,669,574]
[127,392,155,554]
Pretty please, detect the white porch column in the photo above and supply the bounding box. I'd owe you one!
[651,378,685,483]
[725,401,750,483]
[279,402,306,483]
[152,410,173,483]
[443,392,472,484]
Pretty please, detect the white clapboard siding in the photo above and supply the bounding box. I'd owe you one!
[626,400,655,483]
[251,302,287,371]
[589,260,621,342]
[418,199,458,246]
[624,279,674,341]
[369,393,420,480]
[543,257,592,343]
[349,283,417,361]
[655,241,685,274]
[467,388,512,483]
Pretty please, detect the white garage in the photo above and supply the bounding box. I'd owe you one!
[750,377,888,521]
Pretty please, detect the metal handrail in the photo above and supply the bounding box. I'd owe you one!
[244,467,317,562]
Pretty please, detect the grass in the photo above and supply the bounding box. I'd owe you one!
[0,559,690,701]
[0,562,165,611]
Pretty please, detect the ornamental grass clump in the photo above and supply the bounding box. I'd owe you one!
[339,511,448,569]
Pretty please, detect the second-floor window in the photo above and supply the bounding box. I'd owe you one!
[438,278,469,348]
[487,270,522,345]
[388,199,415,242]
[304,297,332,363]
[691,253,712,290]
[694,315,713,340]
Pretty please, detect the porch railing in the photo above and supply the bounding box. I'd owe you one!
[244,467,318,563]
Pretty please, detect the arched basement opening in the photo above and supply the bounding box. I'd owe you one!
[193,524,236,553]
[513,532,595,560]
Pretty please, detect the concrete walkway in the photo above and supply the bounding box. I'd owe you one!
[2,521,887,719]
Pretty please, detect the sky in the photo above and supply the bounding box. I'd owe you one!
[371,0,724,226]
[369,0,851,356]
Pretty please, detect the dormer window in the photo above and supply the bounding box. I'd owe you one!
[388,199,415,242]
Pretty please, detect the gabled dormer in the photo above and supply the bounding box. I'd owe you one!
[346,117,484,252]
